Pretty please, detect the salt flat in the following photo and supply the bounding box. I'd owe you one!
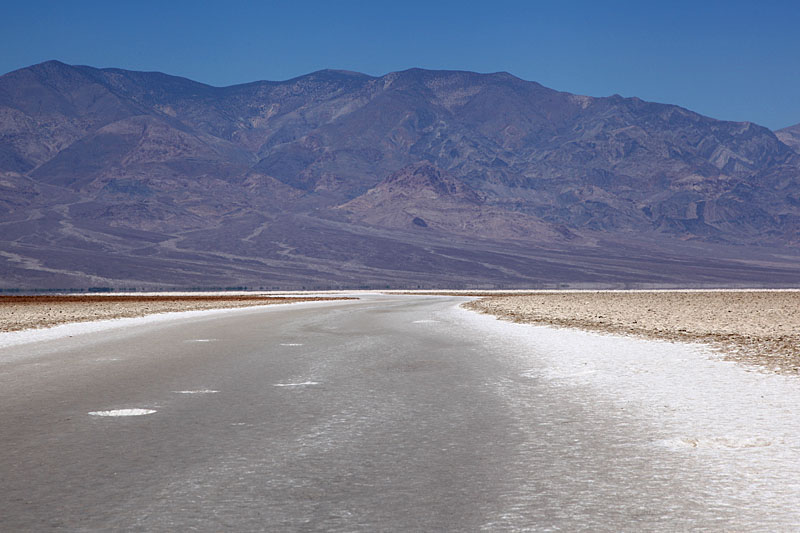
[1,294,799,530]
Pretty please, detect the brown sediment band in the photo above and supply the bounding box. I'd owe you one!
[0,294,354,332]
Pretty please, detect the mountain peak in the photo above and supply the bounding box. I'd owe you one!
[385,67,532,85]
[3,59,80,80]
[34,59,70,69]
[314,68,374,78]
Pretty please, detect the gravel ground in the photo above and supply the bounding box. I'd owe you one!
[0,294,352,332]
[464,290,800,375]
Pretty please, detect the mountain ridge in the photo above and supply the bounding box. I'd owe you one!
[1,61,799,288]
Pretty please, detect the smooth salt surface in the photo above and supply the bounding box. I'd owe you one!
[279,343,304,346]
[173,390,219,394]
[88,409,156,417]
[412,319,439,323]
[0,297,358,351]
[273,381,319,387]
[455,304,800,527]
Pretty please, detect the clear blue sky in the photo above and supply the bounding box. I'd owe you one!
[2,0,799,129]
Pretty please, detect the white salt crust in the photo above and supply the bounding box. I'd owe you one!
[454,304,800,526]
[88,409,156,417]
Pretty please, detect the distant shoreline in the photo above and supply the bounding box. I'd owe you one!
[0,294,354,333]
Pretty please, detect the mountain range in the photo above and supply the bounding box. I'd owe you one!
[1,60,799,289]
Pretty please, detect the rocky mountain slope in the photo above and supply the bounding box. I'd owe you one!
[776,123,800,153]
[1,61,799,288]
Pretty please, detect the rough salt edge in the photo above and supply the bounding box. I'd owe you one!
[454,301,800,422]
[0,298,358,350]
[454,303,800,446]
[462,297,800,377]
[454,301,800,526]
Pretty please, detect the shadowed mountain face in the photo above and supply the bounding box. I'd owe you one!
[1,60,799,289]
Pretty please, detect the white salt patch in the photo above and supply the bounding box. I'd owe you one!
[185,339,216,343]
[279,343,303,346]
[412,319,439,323]
[88,409,156,417]
[274,381,319,387]
[173,389,219,394]
[454,304,800,526]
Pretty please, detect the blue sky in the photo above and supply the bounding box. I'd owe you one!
[2,0,799,129]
